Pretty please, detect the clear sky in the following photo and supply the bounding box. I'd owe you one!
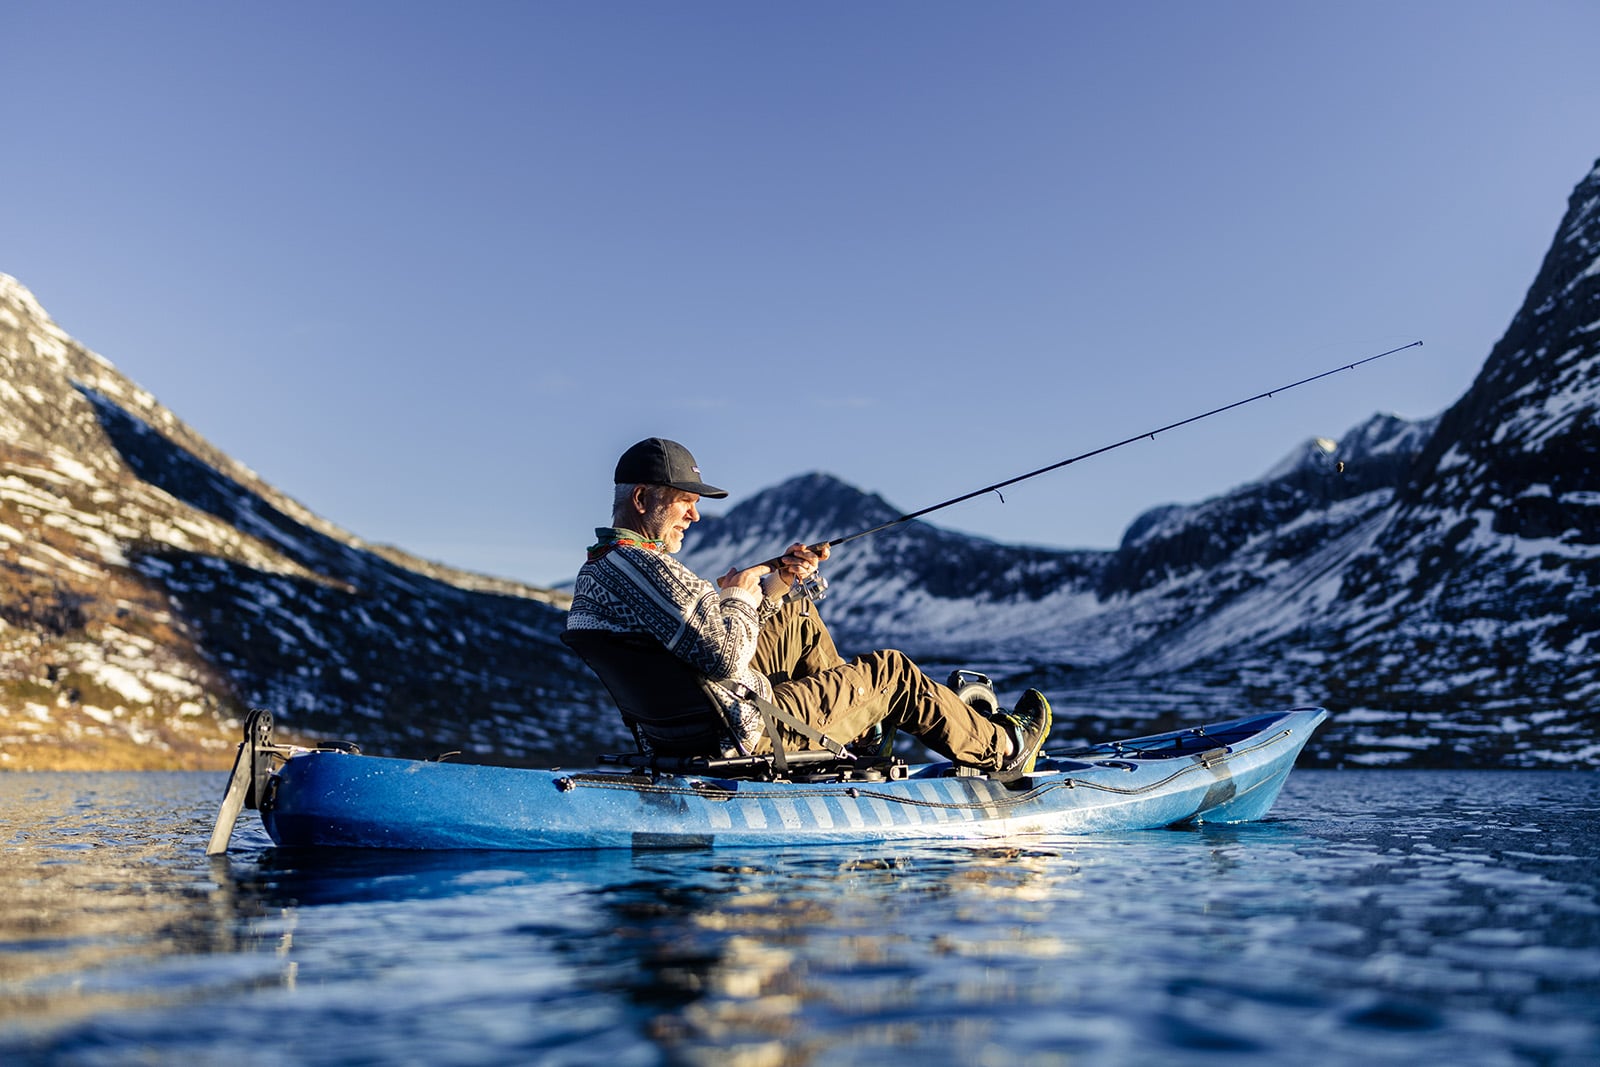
[6,2,1598,586]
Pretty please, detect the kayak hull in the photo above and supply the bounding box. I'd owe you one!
[257,708,1327,851]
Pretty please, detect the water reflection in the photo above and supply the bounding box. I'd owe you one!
[0,773,265,1038]
[214,841,1080,1065]
[2,771,1598,1065]
[576,845,1078,1065]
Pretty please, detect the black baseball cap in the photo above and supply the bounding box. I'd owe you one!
[613,438,729,498]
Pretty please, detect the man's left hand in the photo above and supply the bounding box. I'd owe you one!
[773,542,828,588]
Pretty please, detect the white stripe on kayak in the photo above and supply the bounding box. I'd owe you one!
[837,795,865,829]
[978,782,1005,822]
[948,778,986,821]
[772,797,802,829]
[865,795,893,826]
[804,795,834,829]
[897,794,925,826]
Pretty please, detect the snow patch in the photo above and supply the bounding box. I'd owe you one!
[86,662,155,705]
[81,705,117,726]
[50,453,100,486]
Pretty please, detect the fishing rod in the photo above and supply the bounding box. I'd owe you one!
[761,340,1421,583]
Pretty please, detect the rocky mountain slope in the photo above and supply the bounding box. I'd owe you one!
[0,277,606,769]
[5,155,1596,771]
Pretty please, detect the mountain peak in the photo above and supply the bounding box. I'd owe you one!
[1393,155,1599,534]
[1260,435,1339,482]
[1257,413,1432,486]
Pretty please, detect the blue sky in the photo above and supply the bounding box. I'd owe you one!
[7,2,1599,586]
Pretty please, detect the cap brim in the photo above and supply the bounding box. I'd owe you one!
[669,480,728,499]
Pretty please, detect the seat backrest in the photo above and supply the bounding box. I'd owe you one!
[561,628,736,757]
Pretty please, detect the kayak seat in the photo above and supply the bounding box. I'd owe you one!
[562,628,884,781]
[562,628,740,758]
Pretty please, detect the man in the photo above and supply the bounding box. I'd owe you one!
[565,437,1051,774]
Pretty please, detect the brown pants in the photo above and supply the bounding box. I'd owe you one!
[750,600,1009,770]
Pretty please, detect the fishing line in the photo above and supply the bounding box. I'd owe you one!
[781,341,1422,563]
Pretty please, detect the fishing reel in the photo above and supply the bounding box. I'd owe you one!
[786,571,828,605]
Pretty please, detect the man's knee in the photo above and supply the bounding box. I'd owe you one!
[856,648,917,684]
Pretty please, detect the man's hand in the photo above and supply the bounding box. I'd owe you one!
[716,565,768,594]
[773,542,829,588]
[720,542,829,598]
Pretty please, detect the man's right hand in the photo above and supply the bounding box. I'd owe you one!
[717,565,768,594]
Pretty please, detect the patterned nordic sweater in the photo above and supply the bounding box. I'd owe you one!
[565,528,779,751]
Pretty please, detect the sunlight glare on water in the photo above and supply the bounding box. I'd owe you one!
[1,770,1597,1065]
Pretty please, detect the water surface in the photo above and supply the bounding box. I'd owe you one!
[2,770,1597,1065]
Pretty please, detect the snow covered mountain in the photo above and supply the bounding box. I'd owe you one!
[0,277,610,769]
[5,155,1596,771]
[681,159,1600,769]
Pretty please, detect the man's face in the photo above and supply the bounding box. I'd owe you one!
[635,487,701,553]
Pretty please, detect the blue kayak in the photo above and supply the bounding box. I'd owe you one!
[211,707,1328,852]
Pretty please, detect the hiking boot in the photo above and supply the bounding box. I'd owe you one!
[997,689,1052,776]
